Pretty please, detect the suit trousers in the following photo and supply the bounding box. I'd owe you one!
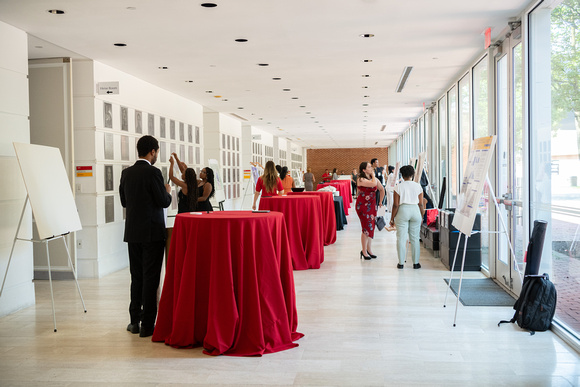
[394,204,422,265]
[128,241,165,328]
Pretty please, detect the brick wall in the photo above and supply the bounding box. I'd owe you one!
[306,148,389,182]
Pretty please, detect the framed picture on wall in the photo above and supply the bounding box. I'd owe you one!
[135,110,142,133]
[104,133,114,160]
[148,113,155,135]
[160,117,166,138]
[121,106,128,131]
[104,165,113,191]
[121,135,129,161]
[105,195,114,223]
[104,102,113,129]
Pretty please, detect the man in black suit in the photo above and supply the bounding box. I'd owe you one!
[119,135,172,337]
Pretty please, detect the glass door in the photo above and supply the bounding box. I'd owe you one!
[495,34,525,296]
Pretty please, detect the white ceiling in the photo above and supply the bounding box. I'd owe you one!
[0,0,529,149]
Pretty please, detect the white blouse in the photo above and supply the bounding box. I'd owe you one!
[394,180,423,205]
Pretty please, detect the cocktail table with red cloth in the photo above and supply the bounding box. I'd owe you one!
[258,195,324,270]
[287,191,336,246]
[317,181,352,215]
[152,211,303,356]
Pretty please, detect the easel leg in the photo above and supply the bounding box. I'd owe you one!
[45,241,57,332]
[453,236,470,327]
[0,197,28,299]
[61,237,86,312]
[444,233,463,307]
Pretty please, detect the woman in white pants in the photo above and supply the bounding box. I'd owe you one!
[389,165,425,269]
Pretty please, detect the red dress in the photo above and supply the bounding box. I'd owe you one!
[356,185,377,238]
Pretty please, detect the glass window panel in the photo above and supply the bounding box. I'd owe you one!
[448,87,458,207]
[530,0,580,337]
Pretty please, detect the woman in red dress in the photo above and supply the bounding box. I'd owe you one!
[252,160,284,210]
[356,161,385,260]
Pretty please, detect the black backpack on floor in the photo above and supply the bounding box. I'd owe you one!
[498,274,557,335]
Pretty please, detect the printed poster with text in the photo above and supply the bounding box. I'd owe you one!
[452,136,496,235]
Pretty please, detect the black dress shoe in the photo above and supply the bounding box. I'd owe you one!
[139,325,155,337]
[413,263,421,269]
[360,251,371,260]
[397,264,404,269]
[127,323,140,334]
[368,253,377,259]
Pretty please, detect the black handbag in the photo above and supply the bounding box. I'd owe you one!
[375,215,386,231]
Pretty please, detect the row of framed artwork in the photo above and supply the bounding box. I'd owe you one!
[102,101,201,144]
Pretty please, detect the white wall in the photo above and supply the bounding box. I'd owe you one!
[73,60,204,278]
[0,21,34,316]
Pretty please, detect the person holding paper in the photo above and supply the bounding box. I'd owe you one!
[252,160,284,210]
[356,161,385,260]
[119,135,172,337]
[389,165,425,269]
[169,154,198,213]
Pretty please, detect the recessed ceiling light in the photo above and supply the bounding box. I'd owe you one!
[126,7,137,10]
[206,90,213,93]
[201,3,217,7]
[291,97,298,100]
[185,80,193,83]
[114,43,127,47]
[433,57,439,60]
[299,106,306,108]
[283,89,291,91]
[362,59,373,62]
[359,34,375,38]
[272,77,281,80]
[257,63,269,67]
[306,112,311,114]
[235,38,248,42]
[363,104,368,106]
[363,95,370,98]
[47,9,65,15]
[362,74,370,77]
[362,86,368,89]
[158,66,168,70]
[221,98,228,101]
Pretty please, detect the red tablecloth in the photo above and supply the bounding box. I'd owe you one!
[259,196,324,270]
[317,181,352,215]
[152,211,303,356]
[287,191,336,246]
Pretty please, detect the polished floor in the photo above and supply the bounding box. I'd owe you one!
[1,209,579,386]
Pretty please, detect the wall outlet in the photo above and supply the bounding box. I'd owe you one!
[76,183,82,193]
[77,239,83,249]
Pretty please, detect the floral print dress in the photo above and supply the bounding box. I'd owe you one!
[356,185,377,238]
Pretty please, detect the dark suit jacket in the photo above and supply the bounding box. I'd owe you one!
[119,160,172,243]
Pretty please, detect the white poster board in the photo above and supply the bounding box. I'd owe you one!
[13,143,82,240]
[414,152,426,182]
[208,158,226,204]
[452,136,497,235]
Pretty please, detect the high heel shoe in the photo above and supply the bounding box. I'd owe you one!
[360,251,371,260]
[368,253,377,259]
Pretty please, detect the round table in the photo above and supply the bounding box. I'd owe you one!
[259,195,324,270]
[317,181,352,215]
[152,211,303,356]
[287,191,336,246]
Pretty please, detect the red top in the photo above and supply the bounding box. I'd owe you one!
[256,176,284,196]
[322,172,331,182]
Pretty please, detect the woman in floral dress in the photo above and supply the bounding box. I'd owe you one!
[356,161,385,260]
